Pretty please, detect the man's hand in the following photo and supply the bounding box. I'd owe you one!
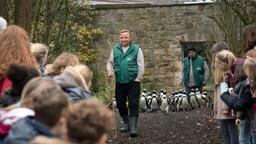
[202,81,206,86]
[108,70,114,77]
[179,80,183,86]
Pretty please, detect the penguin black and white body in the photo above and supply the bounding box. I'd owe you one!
[202,91,213,109]
[169,92,176,112]
[180,91,190,111]
[189,89,198,109]
[139,92,148,112]
[195,88,204,108]
[176,90,183,111]
[149,90,159,112]
[160,93,169,114]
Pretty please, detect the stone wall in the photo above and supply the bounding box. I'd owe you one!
[93,4,223,91]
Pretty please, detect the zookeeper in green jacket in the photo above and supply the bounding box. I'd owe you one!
[180,46,209,97]
[107,30,144,138]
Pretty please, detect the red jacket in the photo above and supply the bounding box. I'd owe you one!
[0,76,12,94]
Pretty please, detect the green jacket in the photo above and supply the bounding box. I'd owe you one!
[113,43,139,83]
[183,56,205,87]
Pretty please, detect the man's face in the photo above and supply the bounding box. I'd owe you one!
[188,51,196,58]
[119,32,131,47]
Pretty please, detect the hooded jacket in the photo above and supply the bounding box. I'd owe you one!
[3,117,56,144]
[53,69,91,102]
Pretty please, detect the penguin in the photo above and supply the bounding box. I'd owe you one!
[146,92,152,110]
[159,89,164,98]
[169,92,176,112]
[112,98,118,112]
[176,90,183,111]
[160,95,169,114]
[139,92,148,112]
[181,91,190,111]
[195,88,204,108]
[202,91,213,109]
[150,91,158,112]
[189,89,198,109]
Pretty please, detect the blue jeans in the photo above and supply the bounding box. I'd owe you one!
[220,119,239,144]
[239,117,252,144]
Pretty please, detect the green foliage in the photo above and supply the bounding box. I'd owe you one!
[30,0,102,63]
[91,70,114,104]
[208,0,256,56]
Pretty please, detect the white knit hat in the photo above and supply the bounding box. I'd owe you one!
[0,17,7,31]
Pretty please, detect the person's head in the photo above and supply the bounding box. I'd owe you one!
[46,52,80,76]
[242,24,256,52]
[60,66,88,91]
[20,77,70,135]
[119,30,131,47]
[66,98,114,144]
[7,64,40,95]
[187,46,197,59]
[30,43,49,65]
[234,62,247,82]
[0,25,37,78]
[244,57,256,84]
[73,64,93,90]
[0,17,7,31]
[214,50,236,84]
[211,41,229,57]
[31,136,68,144]
[246,49,256,58]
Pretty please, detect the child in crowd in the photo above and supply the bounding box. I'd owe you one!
[241,24,256,53]
[0,64,39,107]
[221,62,253,144]
[214,50,239,144]
[4,77,70,144]
[46,52,80,76]
[30,43,49,74]
[0,25,37,94]
[65,98,114,144]
[53,64,92,102]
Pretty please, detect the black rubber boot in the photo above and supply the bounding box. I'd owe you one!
[120,115,130,133]
[130,117,138,137]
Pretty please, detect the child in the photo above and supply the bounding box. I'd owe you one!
[30,43,49,74]
[54,65,92,102]
[4,77,70,144]
[214,50,240,144]
[46,52,80,77]
[0,64,40,107]
[65,98,114,144]
[221,62,252,144]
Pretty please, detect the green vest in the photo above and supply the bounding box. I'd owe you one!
[183,56,205,87]
[113,43,139,83]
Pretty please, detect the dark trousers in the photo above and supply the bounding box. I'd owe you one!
[220,119,239,144]
[115,81,140,117]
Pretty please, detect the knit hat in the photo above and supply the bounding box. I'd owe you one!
[7,64,40,94]
[0,17,7,31]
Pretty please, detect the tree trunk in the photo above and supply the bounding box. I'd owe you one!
[0,0,8,21]
[14,0,32,33]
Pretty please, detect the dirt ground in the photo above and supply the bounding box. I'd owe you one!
[107,107,222,144]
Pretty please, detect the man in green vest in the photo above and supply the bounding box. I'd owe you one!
[107,30,144,138]
[180,46,209,99]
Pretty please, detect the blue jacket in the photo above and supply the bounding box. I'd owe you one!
[3,117,56,144]
[63,87,91,102]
